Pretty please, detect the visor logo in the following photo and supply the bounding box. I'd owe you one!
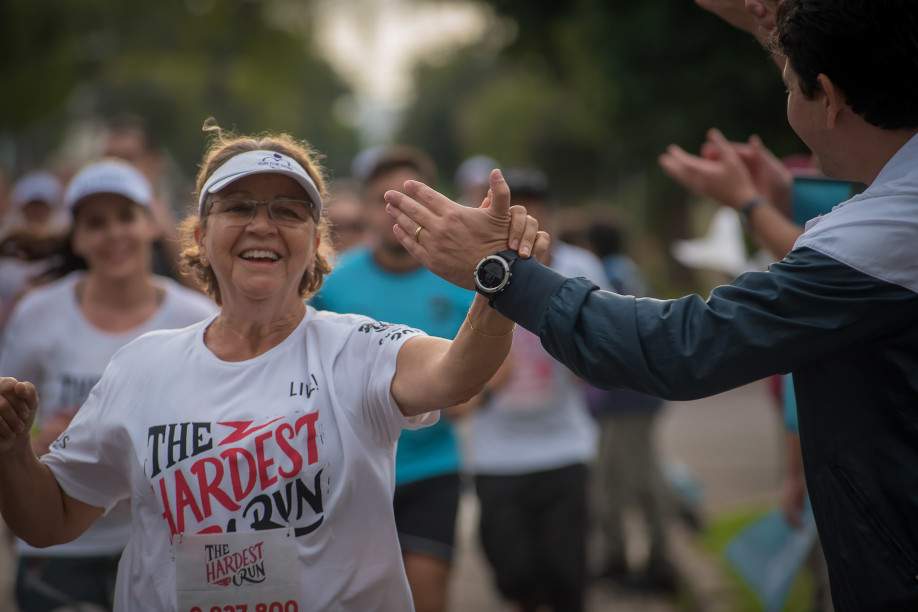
[257,153,292,170]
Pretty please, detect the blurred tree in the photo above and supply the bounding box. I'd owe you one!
[0,0,358,183]
[400,0,805,293]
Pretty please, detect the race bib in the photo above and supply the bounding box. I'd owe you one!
[175,529,301,612]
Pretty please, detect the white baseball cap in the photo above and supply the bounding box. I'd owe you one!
[198,150,323,218]
[64,159,153,211]
[11,170,63,209]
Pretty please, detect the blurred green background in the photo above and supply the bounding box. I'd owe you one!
[0,0,806,294]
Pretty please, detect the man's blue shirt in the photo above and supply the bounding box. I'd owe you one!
[312,247,474,485]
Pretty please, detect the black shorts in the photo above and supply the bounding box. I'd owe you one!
[393,472,461,563]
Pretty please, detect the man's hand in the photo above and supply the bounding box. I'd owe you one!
[695,0,777,45]
[0,378,38,455]
[744,0,778,33]
[695,0,760,35]
[701,133,794,215]
[385,169,549,290]
[659,128,761,210]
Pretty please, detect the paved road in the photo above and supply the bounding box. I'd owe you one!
[660,379,783,512]
[0,382,782,611]
[449,380,784,611]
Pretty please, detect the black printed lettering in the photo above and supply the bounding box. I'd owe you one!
[148,425,167,477]
[192,422,213,456]
[166,422,190,469]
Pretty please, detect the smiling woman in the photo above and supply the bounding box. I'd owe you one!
[0,158,217,611]
[0,124,528,611]
[179,131,334,310]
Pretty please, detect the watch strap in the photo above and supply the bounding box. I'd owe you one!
[495,249,521,266]
[739,195,768,230]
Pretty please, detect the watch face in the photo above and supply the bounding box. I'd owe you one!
[478,259,506,290]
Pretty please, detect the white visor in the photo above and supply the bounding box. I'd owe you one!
[198,150,323,219]
[64,159,153,211]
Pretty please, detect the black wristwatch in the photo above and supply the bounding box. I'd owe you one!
[474,250,520,304]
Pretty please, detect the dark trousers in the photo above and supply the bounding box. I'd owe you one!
[16,554,120,612]
[475,463,588,612]
[595,412,670,571]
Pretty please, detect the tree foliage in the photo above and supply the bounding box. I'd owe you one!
[400,0,807,293]
[402,2,804,193]
[0,0,358,180]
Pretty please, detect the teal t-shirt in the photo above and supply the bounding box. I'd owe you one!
[311,248,473,485]
[783,374,798,433]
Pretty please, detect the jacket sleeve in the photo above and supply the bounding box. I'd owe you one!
[494,247,918,400]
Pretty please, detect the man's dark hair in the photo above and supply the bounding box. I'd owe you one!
[776,0,918,130]
[362,145,437,188]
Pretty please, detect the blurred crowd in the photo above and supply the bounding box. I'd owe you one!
[1,0,887,611]
[0,116,706,611]
[0,119,827,612]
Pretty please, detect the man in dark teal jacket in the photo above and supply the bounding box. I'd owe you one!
[384,1,918,609]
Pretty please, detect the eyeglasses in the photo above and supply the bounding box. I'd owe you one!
[208,198,318,226]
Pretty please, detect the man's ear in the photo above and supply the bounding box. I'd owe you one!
[817,73,844,129]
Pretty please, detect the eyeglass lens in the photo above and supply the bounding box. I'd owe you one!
[210,199,316,225]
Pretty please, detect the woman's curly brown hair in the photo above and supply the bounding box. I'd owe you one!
[179,121,336,305]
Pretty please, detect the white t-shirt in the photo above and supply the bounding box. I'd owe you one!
[466,242,603,475]
[42,308,436,611]
[0,271,218,556]
[0,259,40,305]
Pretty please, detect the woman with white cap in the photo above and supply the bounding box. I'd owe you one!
[0,170,68,326]
[2,170,68,235]
[0,127,542,611]
[0,158,217,611]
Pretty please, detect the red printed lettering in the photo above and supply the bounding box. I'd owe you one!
[254,431,278,490]
[294,413,319,465]
[174,470,204,533]
[275,424,302,478]
[153,412,322,535]
[191,457,241,516]
[158,478,178,535]
[220,447,257,501]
